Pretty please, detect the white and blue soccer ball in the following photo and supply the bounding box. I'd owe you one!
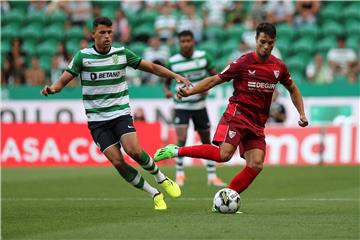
[213,188,241,214]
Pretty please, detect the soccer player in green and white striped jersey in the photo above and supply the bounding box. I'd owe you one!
[41,17,192,210]
[163,30,226,187]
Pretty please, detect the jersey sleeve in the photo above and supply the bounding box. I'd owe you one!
[125,48,142,69]
[66,51,82,76]
[165,60,172,71]
[205,52,215,70]
[217,61,241,82]
[279,63,293,86]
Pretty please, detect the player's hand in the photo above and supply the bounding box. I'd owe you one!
[165,90,174,98]
[40,85,56,96]
[176,86,192,100]
[174,75,192,88]
[298,115,309,127]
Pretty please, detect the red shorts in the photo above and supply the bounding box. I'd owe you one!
[212,103,266,157]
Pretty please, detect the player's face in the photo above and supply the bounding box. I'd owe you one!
[255,32,275,59]
[92,24,113,52]
[179,36,194,55]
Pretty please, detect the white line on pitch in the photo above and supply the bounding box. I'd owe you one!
[1,197,359,202]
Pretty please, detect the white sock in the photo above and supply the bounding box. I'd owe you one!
[154,170,166,183]
[176,157,184,178]
[206,160,216,179]
[176,171,185,178]
[174,146,179,156]
[142,181,160,197]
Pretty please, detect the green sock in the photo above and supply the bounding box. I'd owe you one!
[138,151,166,183]
[177,140,186,147]
[114,163,158,196]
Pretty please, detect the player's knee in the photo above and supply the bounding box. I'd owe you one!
[220,151,233,162]
[248,159,264,172]
[127,149,143,160]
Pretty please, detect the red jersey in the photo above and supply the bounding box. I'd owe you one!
[218,51,293,128]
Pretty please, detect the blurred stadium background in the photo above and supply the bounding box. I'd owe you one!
[1,1,359,239]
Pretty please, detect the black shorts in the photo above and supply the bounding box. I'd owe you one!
[173,108,210,131]
[89,115,136,152]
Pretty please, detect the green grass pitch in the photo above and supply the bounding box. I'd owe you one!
[2,166,359,239]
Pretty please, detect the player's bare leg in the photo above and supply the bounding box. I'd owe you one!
[228,148,264,194]
[121,132,181,198]
[103,144,166,209]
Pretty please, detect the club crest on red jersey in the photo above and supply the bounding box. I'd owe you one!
[228,130,236,139]
[273,70,280,79]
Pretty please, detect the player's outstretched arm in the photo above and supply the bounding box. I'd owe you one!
[177,75,225,100]
[138,59,191,88]
[40,71,74,96]
[285,82,309,127]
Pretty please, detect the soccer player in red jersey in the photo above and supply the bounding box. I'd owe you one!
[154,22,309,195]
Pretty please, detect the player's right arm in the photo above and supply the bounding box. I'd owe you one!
[177,75,225,99]
[285,82,309,127]
[40,71,75,96]
[138,59,191,87]
[41,51,81,96]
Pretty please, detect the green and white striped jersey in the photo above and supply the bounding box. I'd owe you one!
[66,46,141,122]
[168,50,214,110]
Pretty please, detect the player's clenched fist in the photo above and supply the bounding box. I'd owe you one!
[40,85,56,96]
[298,115,309,127]
[176,86,192,100]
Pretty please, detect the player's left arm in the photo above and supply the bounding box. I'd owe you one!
[138,59,192,88]
[284,82,309,127]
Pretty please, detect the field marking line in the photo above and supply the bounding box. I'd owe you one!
[1,197,359,202]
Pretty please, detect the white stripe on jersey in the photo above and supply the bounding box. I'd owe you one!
[82,81,128,95]
[86,108,131,122]
[82,55,126,67]
[83,95,130,109]
[171,58,207,72]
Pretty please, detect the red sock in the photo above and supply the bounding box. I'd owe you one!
[228,166,260,194]
[178,144,222,162]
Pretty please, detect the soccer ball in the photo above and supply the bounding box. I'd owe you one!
[212,188,241,214]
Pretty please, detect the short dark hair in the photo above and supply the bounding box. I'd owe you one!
[177,30,194,39]
[256,22,276,39]
[93,16,112,30]
[336,34,346,41]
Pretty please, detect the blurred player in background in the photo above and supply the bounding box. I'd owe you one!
[40,17,192,210]
[268,89,287,124]
[155,22,308,197]
[163,30,226,187]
